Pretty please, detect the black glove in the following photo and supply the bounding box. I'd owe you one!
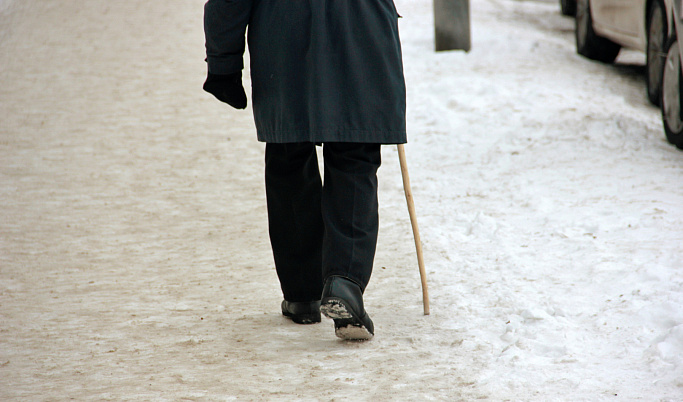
[203,72,247,110]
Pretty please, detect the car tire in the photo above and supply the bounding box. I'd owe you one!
[575,0,621,63]
[646,0,667,105]
[561,0,576,16]
[661,37,683,149]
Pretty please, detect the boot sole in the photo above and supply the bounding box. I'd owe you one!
[320,298,373,341]
[283,313,321,324]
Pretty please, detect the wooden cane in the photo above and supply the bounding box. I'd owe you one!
[397,144,430,315]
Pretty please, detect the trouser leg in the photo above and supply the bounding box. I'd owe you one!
[265,142,324,302]
[321,143,382,293]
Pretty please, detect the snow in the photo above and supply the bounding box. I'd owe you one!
[1,0,682,400]
[0,0,13,12]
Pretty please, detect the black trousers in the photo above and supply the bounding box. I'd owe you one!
[265,142,381,302]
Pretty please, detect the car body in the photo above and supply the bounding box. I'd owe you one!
[572,0,676,105]
[563,0,675,47]
[566,0,683,148]
[589,0,675,50]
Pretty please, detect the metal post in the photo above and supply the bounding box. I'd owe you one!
[434,0,471,52]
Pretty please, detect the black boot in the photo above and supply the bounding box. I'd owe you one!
[320,276,374,340]
[281,300,321,324]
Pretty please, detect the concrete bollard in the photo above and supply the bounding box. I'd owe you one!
[434,0,471,52]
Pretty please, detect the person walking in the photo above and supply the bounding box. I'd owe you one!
[203,0,406,340]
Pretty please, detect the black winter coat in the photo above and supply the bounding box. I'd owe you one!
[204,0,407,144]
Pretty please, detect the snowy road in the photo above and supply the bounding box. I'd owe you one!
[1,0,682,400]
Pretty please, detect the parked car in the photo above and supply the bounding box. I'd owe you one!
[567,0,676,105]
[661,0,683,148]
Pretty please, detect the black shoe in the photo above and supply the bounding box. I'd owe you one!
[320,276,374,340]
[281,300,321,324]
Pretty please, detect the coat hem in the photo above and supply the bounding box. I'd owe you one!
[256,130,407,144]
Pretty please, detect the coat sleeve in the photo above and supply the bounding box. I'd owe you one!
[204,0,252,75]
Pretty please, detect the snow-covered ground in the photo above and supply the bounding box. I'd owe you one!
[1,0,682,400]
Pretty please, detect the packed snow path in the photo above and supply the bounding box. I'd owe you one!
[1,0,681,400]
